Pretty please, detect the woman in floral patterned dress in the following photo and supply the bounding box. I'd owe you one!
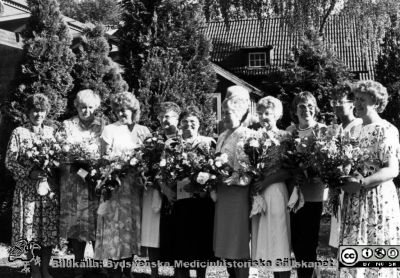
[340,80,400,278]
[57,90,105,277]
[94,92,151,278]
[6,94,58,278]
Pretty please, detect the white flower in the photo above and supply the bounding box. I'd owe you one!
[196,172,211,185]
[36,179,50,196]
[62,145,70,153]
[160,159,167,167]
[249,138,260,148]
[130,158,139,166]
[53,144,61,151]
[215,153,229,168]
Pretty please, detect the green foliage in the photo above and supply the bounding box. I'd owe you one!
[6,0,75,125]
[118,0,218,135]
[66,24,128,121]
[268,30,354,127]
[59,0,121,26]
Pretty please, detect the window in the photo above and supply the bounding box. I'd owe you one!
[248,52,267,67]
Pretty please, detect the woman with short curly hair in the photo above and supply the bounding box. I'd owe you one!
[57,89,105,278]
[252,96,292,278]
[339,80,400,277]
[94,91,151,278]
[6,93,58,278]
[286,91,326,278]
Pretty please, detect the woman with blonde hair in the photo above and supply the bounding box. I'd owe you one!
[251,96,291,278]
[213,86,253,278]
[339,80,400,277]
[57,89,105,278]
[94,92,151,278]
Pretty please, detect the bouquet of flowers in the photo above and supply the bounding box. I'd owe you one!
[94,130,165,202]
[158,137,212,203]
[140,131,167,189]
[55,132,102,199]
[280,130,321,213]
[310,128,372,216]
[21,136,62,199]
[242,130,287,217]
[94,149,145,201]
[281,131,318,180]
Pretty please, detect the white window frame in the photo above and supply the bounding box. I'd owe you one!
[248,52,267,68]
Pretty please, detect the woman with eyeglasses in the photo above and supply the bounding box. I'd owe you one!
[327,84,362,249]
[286,91,327,278]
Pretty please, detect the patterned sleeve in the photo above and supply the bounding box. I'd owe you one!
[378,124,400,164]
[5,128,32,181]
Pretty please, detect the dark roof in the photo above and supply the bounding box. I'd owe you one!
[205,16,376,80]
[2,0,85,35]
[211,62,262,97]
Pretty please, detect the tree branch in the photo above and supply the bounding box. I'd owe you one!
[319,0,337,36]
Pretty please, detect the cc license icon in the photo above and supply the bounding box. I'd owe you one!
[341,248,358,266]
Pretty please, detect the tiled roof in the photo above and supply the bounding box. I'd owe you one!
[211,62,262,97]
[205,16,376,80]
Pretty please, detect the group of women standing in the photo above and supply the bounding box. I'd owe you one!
[5,79,400,278]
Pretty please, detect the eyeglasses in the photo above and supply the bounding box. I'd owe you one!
[330,100,353,107]
[297,104,315,110]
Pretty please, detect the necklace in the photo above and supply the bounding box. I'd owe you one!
[297,125,313,131]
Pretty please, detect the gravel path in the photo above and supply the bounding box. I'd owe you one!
[0,215,338,278]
